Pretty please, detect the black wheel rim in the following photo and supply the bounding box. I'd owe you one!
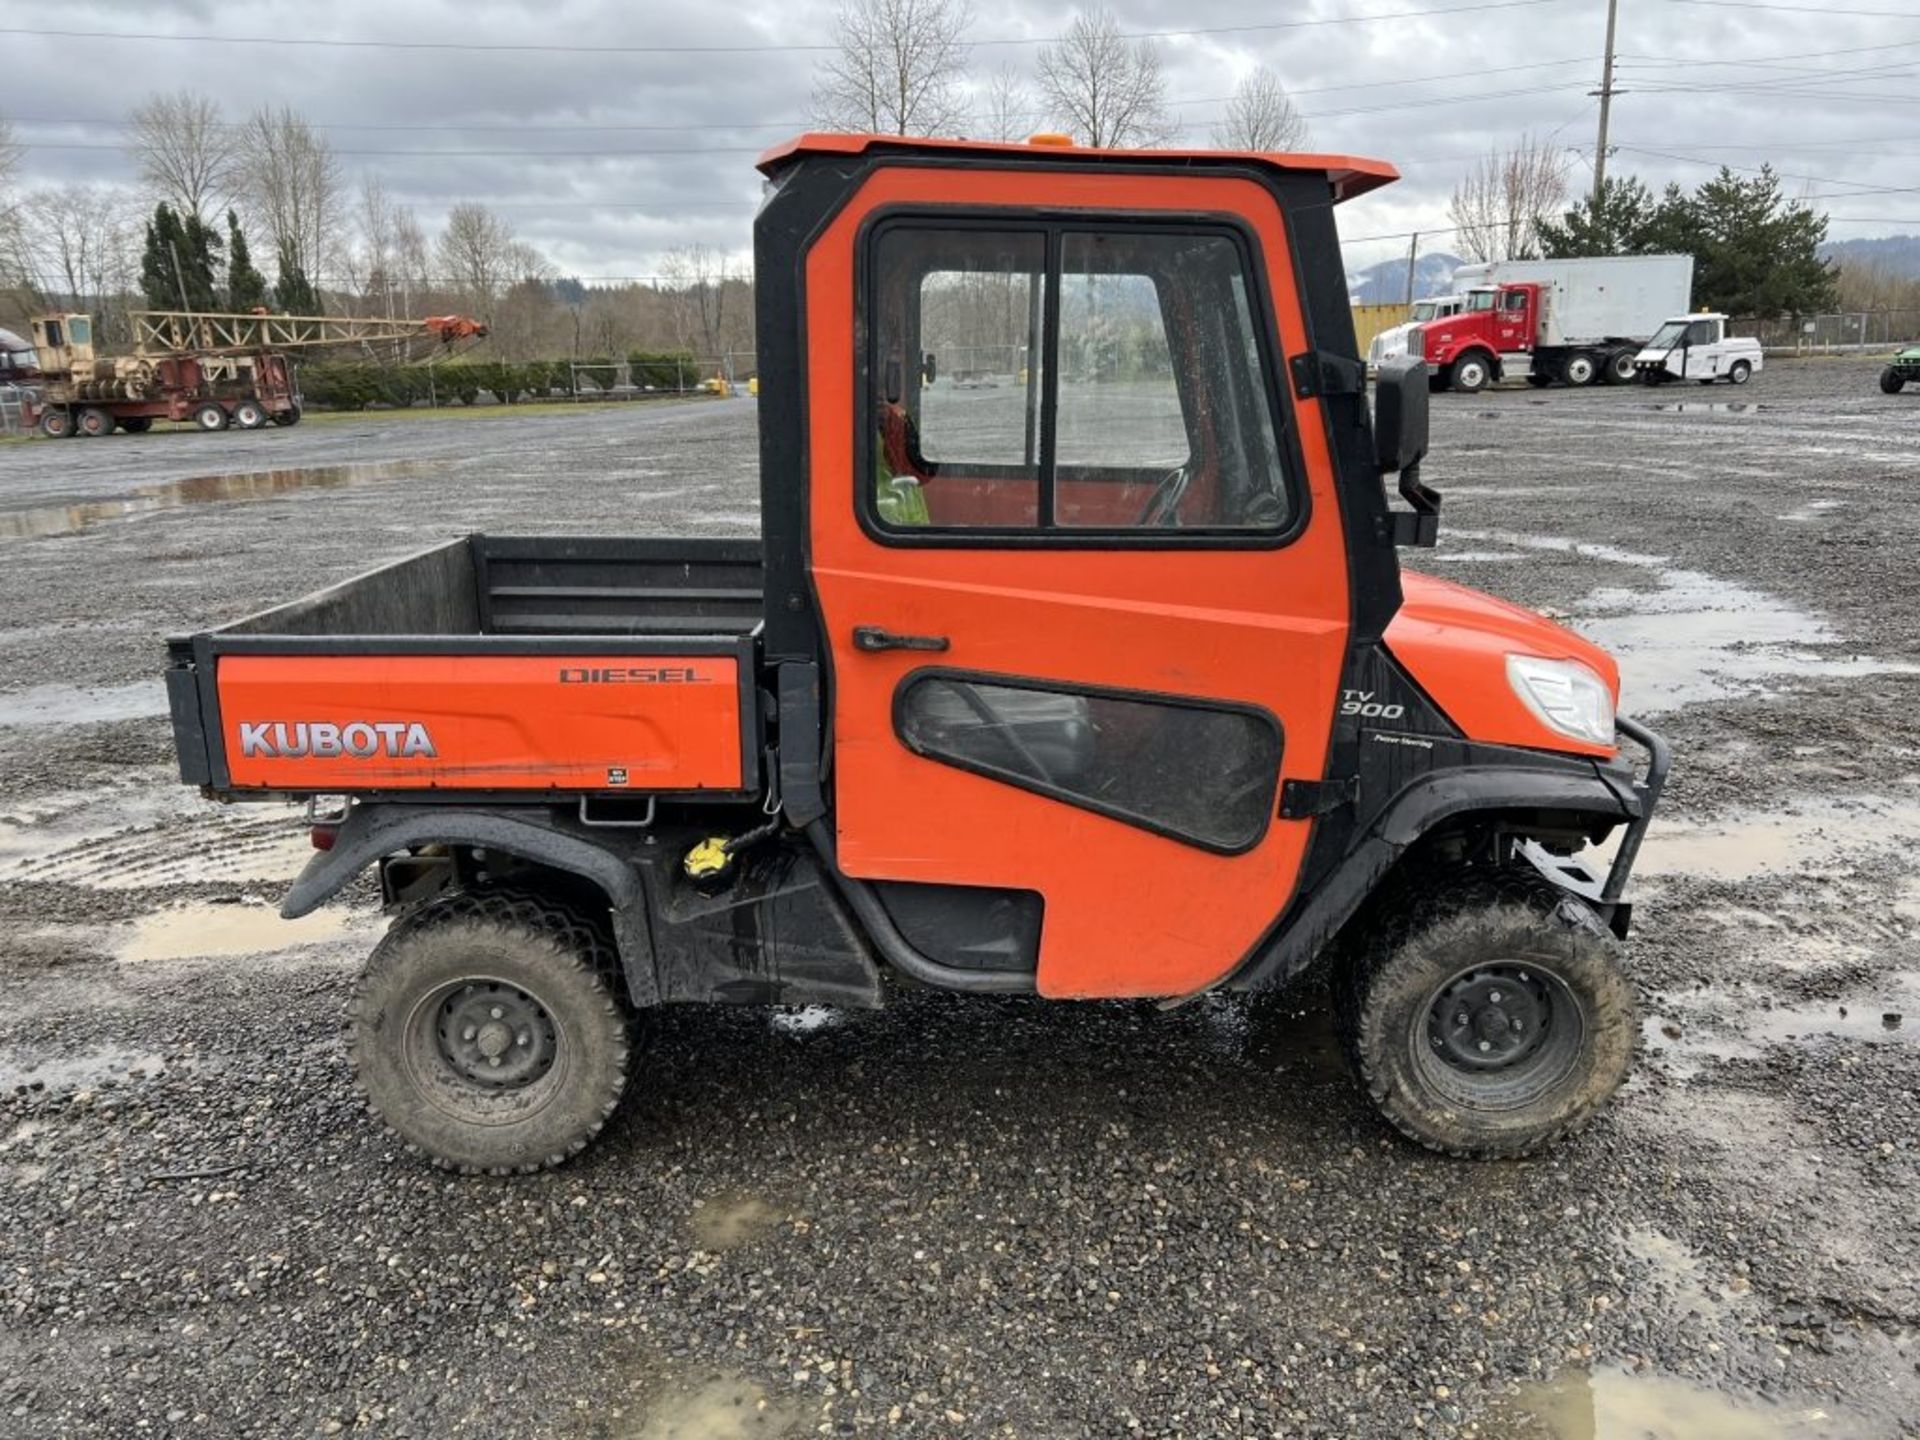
[1414,959,1586,1110]
[434,980,557,1090]
[401,972,571,1128]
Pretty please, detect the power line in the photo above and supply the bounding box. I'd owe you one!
[1666,0,1920,16]
[0,0,1567,57]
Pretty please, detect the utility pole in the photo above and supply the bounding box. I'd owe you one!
[1591,0,1621,207]
[1404,231,1420,306]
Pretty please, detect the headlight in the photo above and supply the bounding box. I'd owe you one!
[1506,655,1615,746]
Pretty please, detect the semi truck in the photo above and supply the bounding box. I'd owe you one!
[23,309,486,437]
[162,132,1669,1175]
[1420,254,1695,392]
[1366,293,1465,370]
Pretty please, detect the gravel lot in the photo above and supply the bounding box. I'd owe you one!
[2,364,1917,1438]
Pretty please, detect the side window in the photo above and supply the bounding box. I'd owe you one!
[897,672,1283,852]
[1503,291,1528,311]
[866,221,1295,540]
[45,321,63,348]
[1686,321,1715,346]
[68,317,92,345]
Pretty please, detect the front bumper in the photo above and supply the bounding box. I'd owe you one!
[1520,715,1672,935]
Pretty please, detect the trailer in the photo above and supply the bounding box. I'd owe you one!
[23,309,486,438]
[1420,254,1695,392]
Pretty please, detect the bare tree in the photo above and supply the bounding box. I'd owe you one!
[392,205,430,314]
[437,202,515,317]
[242,106,342,292]
[0,117,20,195]
[813,0,972,136]
[21,186,137,332]
[1447,135,1570,263]
[975,64,1037,141]
[127,91,236,223]
[660,244,733,360]
[1036,9,1176,149]
[1211,68,1310,152]
[352,176,396,317]
[0,117,24,289]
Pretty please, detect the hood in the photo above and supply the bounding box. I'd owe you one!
[1386,571,1620,758]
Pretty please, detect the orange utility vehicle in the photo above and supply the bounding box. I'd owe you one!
[165,134,1669,1172]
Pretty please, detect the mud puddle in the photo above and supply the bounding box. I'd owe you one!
[626,1375,804,1439]
[0,460,444,540]
[690,1195,781,1252]
[0,1043,177,1095]
[1633,791,1920,881]
[0,681,167,727]
[1450,529,1920,712]
[117,900,358,963]
[1481,1364,1861,1437]
[1645,401,1768,414]
[1647,981,1916,1078]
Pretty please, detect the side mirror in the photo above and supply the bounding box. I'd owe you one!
[1373,357,1440,548]
[921,351,937,386]
[1373,356,1429,476]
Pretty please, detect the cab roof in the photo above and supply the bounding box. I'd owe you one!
[757,132,1398,204]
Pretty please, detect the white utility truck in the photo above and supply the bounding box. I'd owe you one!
[1632,313,1763,385]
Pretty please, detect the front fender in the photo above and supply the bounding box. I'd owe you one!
[285,803,659,1006]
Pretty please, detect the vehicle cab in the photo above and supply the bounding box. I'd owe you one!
[26,314,95,381]
[1634,313,1761,385]
[1367,293,1465,369]
[0,328,40,385]
[1419,282,1541,389]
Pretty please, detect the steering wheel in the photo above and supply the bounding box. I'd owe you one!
[1136,465,1191,528]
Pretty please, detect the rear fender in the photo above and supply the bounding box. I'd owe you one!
[284,803,660,1006]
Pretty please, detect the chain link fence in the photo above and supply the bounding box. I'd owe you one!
[1730,311,1920,354]
[0,388,25,436]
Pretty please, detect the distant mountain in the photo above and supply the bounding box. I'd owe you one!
[1347,251,1463,304]
[1822,234,1920,280]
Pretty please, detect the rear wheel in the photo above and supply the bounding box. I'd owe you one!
[270,402,302,427]
[76,406,115,438]
[349,888,631,1174]
[1728,360,1752,386]
[1883,367,1908,395]
[1450,352,1493,394]
[1562,352,1597,387]
[1340,871,1637,1158]
[193,401,229,431]
[37,408,74,439]
[1604,349,1638,385]
[232,399,269,429]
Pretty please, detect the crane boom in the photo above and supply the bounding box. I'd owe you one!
[131,310,487,358]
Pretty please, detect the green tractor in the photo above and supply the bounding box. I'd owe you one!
[1882,343,1920,395]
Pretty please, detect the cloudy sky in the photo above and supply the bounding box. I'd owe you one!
[5,0,1913,280]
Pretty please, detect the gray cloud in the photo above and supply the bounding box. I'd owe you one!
[5,0,1910,278]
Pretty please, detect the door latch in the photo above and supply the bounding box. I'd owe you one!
[852,625,950,653]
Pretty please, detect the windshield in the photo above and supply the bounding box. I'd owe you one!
[0,349,33,376]
[1465,290,1496,313]
[1646,320,1689,350]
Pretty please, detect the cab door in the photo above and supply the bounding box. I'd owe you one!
[804,167,1354,999]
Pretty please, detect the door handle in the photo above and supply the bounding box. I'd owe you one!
[852,625,950,654]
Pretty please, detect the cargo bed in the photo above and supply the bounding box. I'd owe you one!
[167,535,764,800]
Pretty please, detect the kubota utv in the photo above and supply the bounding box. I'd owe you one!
[165,134,1670,1172]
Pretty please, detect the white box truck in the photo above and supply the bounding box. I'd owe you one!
[1419,254,1696,391]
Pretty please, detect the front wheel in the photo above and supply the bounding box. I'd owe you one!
[349,889,632,1174]
[1341,874,1637,1158]
[1883,367,1908,395]
[38,408,74,439]
[1450,353,1492,393]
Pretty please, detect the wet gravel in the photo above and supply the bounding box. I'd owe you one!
[3,363,1918,1437]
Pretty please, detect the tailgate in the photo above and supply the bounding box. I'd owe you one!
[169,639,758,797]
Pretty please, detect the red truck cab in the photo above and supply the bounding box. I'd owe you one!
[1420,284,1539,392]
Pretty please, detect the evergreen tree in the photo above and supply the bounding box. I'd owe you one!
[139,202,222,310]
[1689,166,1836,319]
[272,235,319,314]
[226,210,268,310]
[1538,177,1657,257]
